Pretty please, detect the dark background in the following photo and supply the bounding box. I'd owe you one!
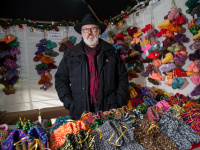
[0,0,145,22]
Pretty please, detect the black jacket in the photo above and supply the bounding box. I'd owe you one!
[55,40,128,120]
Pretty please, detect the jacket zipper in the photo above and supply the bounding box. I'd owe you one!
[83,52,89,112]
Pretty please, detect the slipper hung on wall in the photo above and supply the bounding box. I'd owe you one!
[0,34,20,95]
[34,32,59,91]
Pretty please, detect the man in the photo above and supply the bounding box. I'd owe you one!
[55,14,128,120]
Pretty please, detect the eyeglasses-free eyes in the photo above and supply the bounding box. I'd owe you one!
[81,27,99,33]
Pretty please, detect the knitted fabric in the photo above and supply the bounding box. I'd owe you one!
[130,93,144,107]
[157,109,200,150]
[0,124,9,148]
[147,105,164,122]
[1,129,27,150]
[83,42,101,104]
[50,120,90,150]
[27,125,48,147]
[118,109,143,129]
[168,96,185,107]
[58,129,95,150]
[181,108,200,136]
[91,120,145,150]
[134,118,177,150]
[49,115,71,134]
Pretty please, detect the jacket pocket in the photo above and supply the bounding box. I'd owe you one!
[103,56,117,91]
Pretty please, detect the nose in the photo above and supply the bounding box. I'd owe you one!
[88,28,92,33]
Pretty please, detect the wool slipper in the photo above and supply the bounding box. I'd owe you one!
[162,52,174,64]
[190,74,200,85]
[158,19,170,29]
[133,29,143,38]
[35,46,45,55]
[162,31,175,38]
[175,33,189,43]
[173,14,187,25]
[142,44,152,54]
[168,7,179,21]
[174,68,187,77]
[190,85,200,96]
[36,39,47,47]
[154,59,162,68]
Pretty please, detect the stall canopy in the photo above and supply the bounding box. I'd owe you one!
[0,0,146,22]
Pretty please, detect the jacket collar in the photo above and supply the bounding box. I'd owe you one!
[68,39,115,57]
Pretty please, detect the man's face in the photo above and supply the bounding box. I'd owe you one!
[81,24,101,47]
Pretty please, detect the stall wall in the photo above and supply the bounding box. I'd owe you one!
[0,0,198,112]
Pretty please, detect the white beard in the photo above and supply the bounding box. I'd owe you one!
[82,31,99,47]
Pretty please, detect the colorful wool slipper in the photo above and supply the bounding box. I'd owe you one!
[162,37,176,49]
[190,74,200,85]
[173,14,187,25]
[168,7,180,21]
[67,36,77,45]
[131,37,140,45]
[156,29,167,37]
[46,40,57,49]
[38,74,50,85]
[158,19,170,29]
[161,63,176,73]
[162,53,174,64]
[153,59,162,68]
[33,53,43,62]
[133,29,143,38]
[191,85,200,96]
[148,43,163,52]
[40,81,53,91]
[141,24,153,33]
[142,44,152,54]
[174,68,187,77]
[127,27,138,36]
[172,77,184,89]
[150,72,164,81]
[36,39,47,47]
[189,40,200,50]
[186,71,200,76]
[174,53,186,66]
[147,52,160,59]
[167,43,182,53]
[148,77,159,85]
[124,36,132,45]
[162,31,175,38]
[167,23,182,33]
[35,46,45,55]
[175,33,189,43]
[44,49,59,57]
[193,30,200,40]
[0,34,16,44]
[187,60,200,72]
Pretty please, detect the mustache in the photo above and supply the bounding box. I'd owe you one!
[87,34,95,38]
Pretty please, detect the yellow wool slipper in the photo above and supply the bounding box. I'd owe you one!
[158,19,170,29]
[140,39,151,46]
[161,52,174,64]
[193,30,200,40]
[133,29,143,38]
[186,71,200,76]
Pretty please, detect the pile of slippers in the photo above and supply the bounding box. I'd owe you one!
[185,0,200,96]
[102,25,144,81]
[58,36,77,54]
[0,34,19,95]
[34,38,59,91]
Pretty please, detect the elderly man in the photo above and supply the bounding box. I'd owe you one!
[55,14,128,120]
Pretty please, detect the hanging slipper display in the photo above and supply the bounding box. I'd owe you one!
[34,35,58,91]
[0,34,20,95]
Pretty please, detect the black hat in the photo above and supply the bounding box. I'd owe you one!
[74,14,107,34]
